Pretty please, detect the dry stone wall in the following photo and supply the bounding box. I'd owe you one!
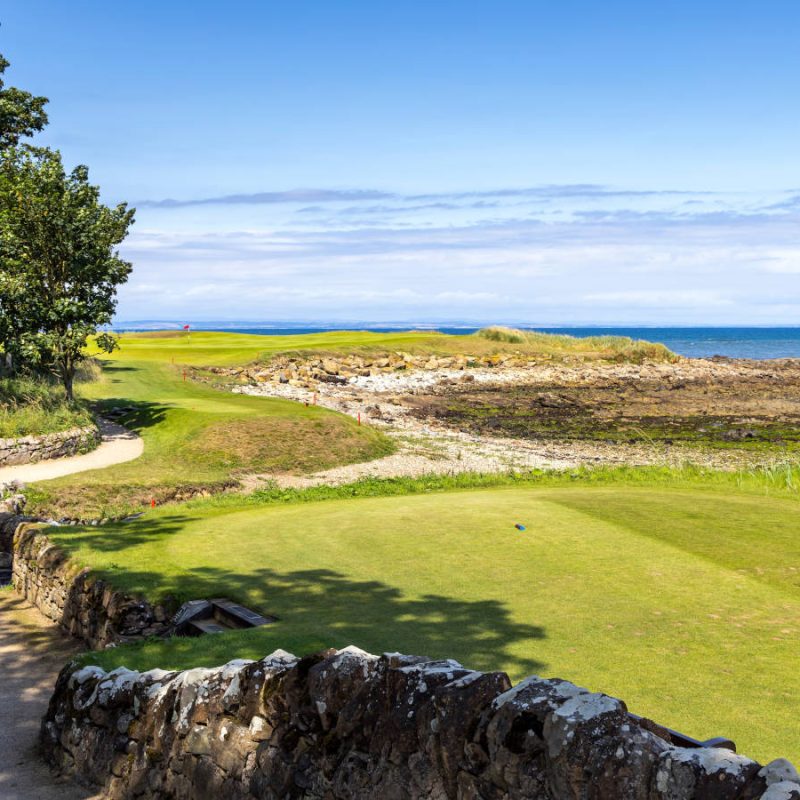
[11,524,172,648]
[0,424,100,466]
[42,647,800,800]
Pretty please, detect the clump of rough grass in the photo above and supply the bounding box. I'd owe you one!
[477,326,676,363]
[0,375,93,437]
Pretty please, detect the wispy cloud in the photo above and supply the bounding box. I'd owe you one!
[135,183,718,210]
[117,195,800,324]
[137,189,394,209]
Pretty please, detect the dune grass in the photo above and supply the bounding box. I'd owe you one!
[54,477,800,765]
[476,326,675,362]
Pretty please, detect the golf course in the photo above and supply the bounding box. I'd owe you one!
[15,330,796,766]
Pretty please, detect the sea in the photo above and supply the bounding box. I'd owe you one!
[146,326,800,360]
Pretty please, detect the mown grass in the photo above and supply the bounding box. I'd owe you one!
[0,374,94,437]
[54,473,800,765]
[26,335,396,518]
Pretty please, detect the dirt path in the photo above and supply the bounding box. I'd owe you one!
[0,590,99,799]
[0,419,142,484]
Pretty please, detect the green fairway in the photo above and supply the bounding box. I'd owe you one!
[99,327,672,366]
[27,332,404,517]
[53,482,800,765]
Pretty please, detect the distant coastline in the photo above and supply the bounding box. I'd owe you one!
[112,324,800,360]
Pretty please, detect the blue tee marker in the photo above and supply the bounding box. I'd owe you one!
[514,523,526,531]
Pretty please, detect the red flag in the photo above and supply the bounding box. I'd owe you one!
[183,324,190,331]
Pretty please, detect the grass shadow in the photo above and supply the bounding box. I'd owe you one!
[55,515,547,676]
[91,398,170,432]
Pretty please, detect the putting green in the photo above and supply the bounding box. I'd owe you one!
[54,484,800,764]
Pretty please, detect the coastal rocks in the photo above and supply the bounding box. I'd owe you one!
[41,648,799,799]
[11,524,173,648]
[202,351,533,393]
[0,424,100,466]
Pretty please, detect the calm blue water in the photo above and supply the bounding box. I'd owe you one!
[183,326,800,360]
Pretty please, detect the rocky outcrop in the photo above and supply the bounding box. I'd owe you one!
[0,424,100,466]
[203,352,525,391]
[42,647,799,800]
[11,524,173,648]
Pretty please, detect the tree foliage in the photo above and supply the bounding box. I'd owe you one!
[0,52,134,400]
[0,147,134,399]
[0,54,48,150]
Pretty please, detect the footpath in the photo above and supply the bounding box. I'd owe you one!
[0,418,142,483]
[0,591,99,799]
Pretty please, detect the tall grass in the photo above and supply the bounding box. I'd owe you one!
[476,326,676,362]
[0,374,93,437]
[173,462,800,517]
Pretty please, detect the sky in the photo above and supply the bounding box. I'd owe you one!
[3,0,800,326]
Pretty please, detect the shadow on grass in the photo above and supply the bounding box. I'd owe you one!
[91,397,170,432]
[54,514,547,676]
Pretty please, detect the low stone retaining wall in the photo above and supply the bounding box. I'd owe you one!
[42,647,799,800]
[0,424,100,466]
[11,524,172,648]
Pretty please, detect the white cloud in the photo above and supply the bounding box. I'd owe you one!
[115,186,800,324]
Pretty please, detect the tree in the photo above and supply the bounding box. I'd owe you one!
[0,54,48,150]
[0,147,135,399]
[0,52,49,371]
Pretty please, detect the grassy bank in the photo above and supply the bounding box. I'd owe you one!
[56,475,799,765]
[25,332,404,518]
[0,375,93,438]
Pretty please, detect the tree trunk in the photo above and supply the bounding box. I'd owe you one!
[60,359,75,402]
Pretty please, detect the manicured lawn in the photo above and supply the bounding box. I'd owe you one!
[54,482,800,765]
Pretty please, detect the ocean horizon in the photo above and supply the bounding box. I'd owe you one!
[113,324,800,361]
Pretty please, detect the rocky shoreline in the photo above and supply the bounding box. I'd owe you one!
[208,354,800,488]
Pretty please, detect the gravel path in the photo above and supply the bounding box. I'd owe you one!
[0,590,99,799]
[0,418,142,484]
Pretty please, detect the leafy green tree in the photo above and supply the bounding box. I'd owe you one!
[0,147,134,399]
[0,54,48,150]
[0,52,49,371]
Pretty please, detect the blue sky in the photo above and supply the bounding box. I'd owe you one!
[3,1,800,324]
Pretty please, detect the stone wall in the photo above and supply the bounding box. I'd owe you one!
[41,647,800,800]
[11,524,172,648]
[0,424,100,466]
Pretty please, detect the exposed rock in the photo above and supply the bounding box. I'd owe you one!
[0,425,100,466]
[11,524,173,648]
[41,648,798,799]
